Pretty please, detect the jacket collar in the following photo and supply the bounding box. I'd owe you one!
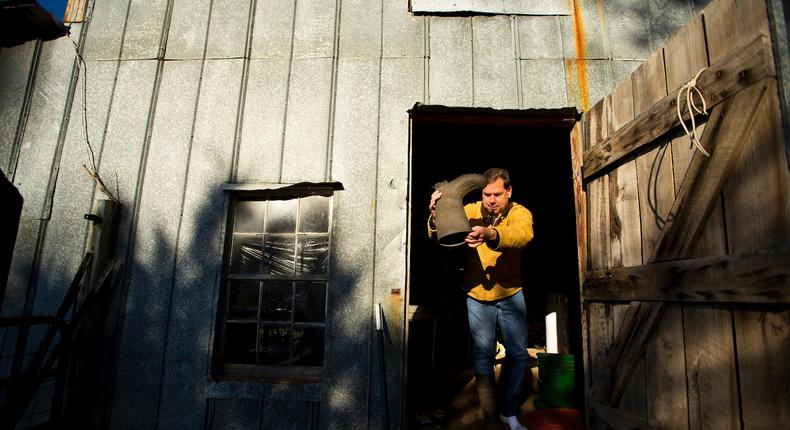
[481,201,513,226]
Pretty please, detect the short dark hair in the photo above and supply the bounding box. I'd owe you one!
[484,168,511,188]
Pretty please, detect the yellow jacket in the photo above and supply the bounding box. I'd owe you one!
[429,201,534,301]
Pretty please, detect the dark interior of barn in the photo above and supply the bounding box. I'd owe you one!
[405,106,583,427]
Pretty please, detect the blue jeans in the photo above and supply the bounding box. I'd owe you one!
[467,290,528,416]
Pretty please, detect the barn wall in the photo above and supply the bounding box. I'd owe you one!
[0,0,715,428]
[582,0,790,428]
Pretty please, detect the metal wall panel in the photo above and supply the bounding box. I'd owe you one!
[159,58,243,429]
[374,56,424,430]
[281,57,333,183]
[520,59,568,108]
[206,0,251,59]
[324,57,380,429]
[517,16,563,59]
[2,220,41,315]
[250,0,295,59]
[428,17,473,106]
[292,0,336,58]
[104,59,201,429]
[560,0,609,60]
[237,58,289,182]
[99,59,159,430]
[208,398,261,430]
[83,0,128,60]
[13,36,77,220]
[122,0,168,60]
[602,0,654,59]
[339,0,382,58]
[383,0,424,58]
[0,41,36,173]
[648,0,694,51]
[165,0,211,60]
[564,58,611,111]
[472,16,518,108]
[31,217,85,315]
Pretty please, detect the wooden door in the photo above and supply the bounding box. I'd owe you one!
[572,0,790,428]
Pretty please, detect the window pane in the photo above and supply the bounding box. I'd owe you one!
[292,326,324,366]
[266,199,296,233]
[297,234,329,274]
[258,324,291,365]
[260,281,292,322]
[228,281,259,321]
[230,234,262,274]
[263,235,295,274]
[235,201,266,233]
[294,282,326,323]
[299,196,329,232]
[224,322,257,365]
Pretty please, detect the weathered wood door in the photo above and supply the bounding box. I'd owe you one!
[571,0,790,428]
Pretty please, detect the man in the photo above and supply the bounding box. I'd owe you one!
[428,168,533,430]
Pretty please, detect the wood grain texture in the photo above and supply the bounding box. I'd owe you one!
[607,76,642,269]
[723,80,790,255]
[645,305,688,429]
[650,81,768,262]
[584,249,790,304]
[582,36,776,180]
[734,308,790,429]
[684,304,739,430]
[664,12,726,259]
[588,176,610,271]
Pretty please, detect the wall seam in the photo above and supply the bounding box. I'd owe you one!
[278,0,298,183]
[325,0,342,182]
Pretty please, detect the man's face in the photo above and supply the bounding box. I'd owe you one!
[482,178,512,215]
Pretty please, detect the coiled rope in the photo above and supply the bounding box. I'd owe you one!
[676,67,710,156]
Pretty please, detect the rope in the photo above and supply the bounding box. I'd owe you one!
[676,67,710,156]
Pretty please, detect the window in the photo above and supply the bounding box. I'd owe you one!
[216,187,333,381]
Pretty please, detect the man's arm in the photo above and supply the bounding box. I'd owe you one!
[488,205,533,250]
[427,190,442,240]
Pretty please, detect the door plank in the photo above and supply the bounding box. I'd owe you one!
[684,304,739,430]
[607,76,642,269]
[590,301,666,405]
[733,308,790,429]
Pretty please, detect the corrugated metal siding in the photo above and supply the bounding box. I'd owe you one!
[0,0,725,428]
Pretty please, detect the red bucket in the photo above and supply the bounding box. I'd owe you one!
[526,408,583,430]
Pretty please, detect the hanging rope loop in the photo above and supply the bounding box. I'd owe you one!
[676,67,710,156]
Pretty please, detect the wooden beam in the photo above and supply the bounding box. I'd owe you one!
[584,249,790,303]
[590,301,666,405]
[589,399,654,430]
[582,35,775,180]
[650,81,769,261]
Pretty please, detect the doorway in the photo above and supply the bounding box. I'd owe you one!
[404,105,581,428]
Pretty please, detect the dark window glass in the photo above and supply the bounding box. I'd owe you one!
[260,281,292,322]
[228,281,259,321]
[258,324,291,365]
[224,322,257,364]
[292,326,324,366]
[294,282,326,323]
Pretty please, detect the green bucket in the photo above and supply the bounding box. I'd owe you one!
[535,353,575,409]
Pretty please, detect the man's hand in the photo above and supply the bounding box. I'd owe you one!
[429,190,442,219]
[465,226,496,248]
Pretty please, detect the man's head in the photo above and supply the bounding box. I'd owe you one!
[482,168,512,215]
